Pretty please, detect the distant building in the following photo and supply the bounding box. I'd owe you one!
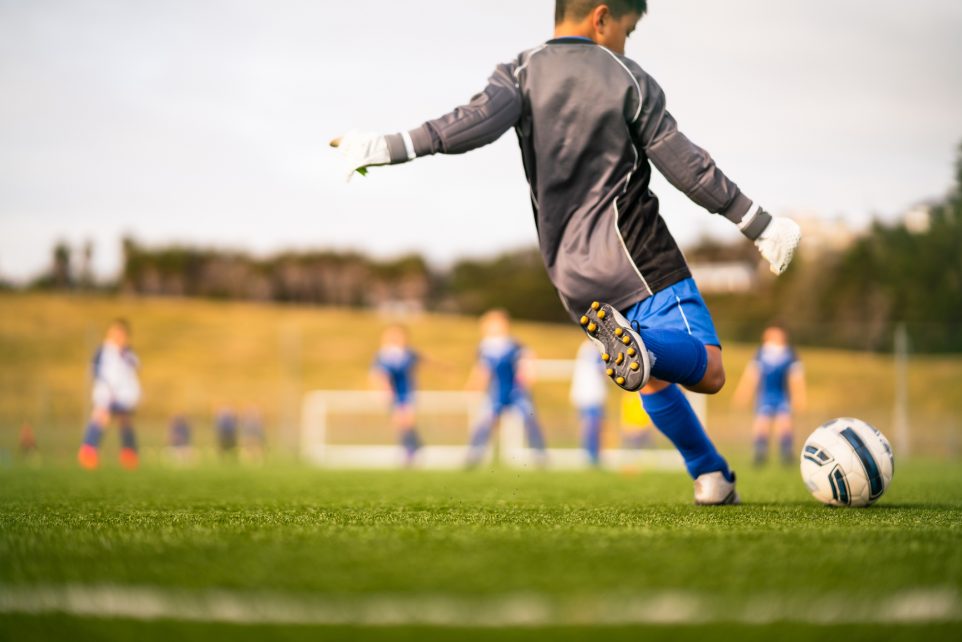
[903,202,935,234]
[689,262,758,294]
[792,213,861,258]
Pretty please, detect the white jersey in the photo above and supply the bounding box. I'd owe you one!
[91,343,141,410]
[570,340,607,409]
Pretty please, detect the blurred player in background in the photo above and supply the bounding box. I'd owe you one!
[371,324,423,465]
[733,325,807,466]
[215,406,239,458]
[620,394,653,450]
[240,405,267,464]
[167,414,194,465]
[465,310,547,468]
[78,318,141,470]
[570,340,607,467]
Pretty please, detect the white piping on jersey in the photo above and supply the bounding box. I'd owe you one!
[513,45,548,80]
[675,295,693,335]
[612,141,652,296]
[598,46,644,123]
[400,131,417,161]
[738,202,761,232]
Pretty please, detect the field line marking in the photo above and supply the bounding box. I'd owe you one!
[0,585,959,626]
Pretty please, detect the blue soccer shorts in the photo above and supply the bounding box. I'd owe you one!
[620,278,721,348]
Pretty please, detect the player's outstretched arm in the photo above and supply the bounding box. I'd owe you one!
[464,363,490,392]
[789,363,808,413]
[628,67,801,275]
[331,63,522,181]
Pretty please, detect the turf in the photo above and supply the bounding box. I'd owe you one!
[1,461,961,640]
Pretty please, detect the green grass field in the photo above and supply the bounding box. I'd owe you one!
[2,293,961,639]
[1,461,961,640]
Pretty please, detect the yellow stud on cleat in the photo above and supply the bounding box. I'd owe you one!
[614,328,624,337]
[597,310,606,320]
[591,302,601,311]
[627,348,637,357]
[616,377,626,386]
[606,368,615,377]
[602,353,611,363]
[616,354,624,365]
[622,336,632,345]
[587,323,598,333]
[630,362,640,371]
[580,316,590,326]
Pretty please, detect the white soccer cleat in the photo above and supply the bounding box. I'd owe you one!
[694,471,740,506]
[579,301,651,392]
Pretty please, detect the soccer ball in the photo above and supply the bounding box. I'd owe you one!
[800,418,894,507]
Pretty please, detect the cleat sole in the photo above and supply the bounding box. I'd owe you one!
[579,302,651,392]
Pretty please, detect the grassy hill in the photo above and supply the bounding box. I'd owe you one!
[0,293,959,461]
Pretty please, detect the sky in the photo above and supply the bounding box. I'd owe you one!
[1,0,960,282]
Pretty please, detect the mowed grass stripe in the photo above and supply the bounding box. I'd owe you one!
[1,585,960,626]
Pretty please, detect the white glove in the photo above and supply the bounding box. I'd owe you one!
[329,130,390,182]
[755,216,801,275]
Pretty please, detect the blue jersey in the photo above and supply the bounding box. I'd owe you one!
[478,338,524,406]
[754,346,799,412]
[374,348,419,404]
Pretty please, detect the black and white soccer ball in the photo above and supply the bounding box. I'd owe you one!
[800,418,894,507]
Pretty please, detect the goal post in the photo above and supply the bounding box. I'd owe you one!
[300,390,489,469]
[300,360,696,471]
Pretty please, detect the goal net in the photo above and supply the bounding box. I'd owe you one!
[300,360,698,471]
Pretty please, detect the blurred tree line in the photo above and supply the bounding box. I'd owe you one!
[707,144,962,353]
[20,147,962,352]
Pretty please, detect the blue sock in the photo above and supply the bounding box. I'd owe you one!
[582,410,602,466]
[514,397,546,452]
[83,422,104,448]
[779,433,793,461]
[641,385,731,480]
[633,327,708,387]
[469,412,495,449]
[753,435,769,463]
[120,424,137,452]
[400,428,421,454]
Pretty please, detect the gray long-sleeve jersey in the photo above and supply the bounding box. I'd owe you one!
[384,37,771,318]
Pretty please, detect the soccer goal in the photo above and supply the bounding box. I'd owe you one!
[300,360,696,471]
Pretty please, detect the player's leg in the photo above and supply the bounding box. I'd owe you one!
[581,280,725,394]
[752,412,774,466]
[78,406,110,470]
[512,392,547,454]
[466,404,501,468]
[774,408,794,465]
[580,406,603,467]
[611,280,737,504]
[116,407,139,470]
[640,378,736,504]
[392,402,422,464]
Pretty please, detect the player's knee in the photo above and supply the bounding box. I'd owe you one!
[698,365,726,395]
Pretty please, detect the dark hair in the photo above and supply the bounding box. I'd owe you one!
[555,0,648,24]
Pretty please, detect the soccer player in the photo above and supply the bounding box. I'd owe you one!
[331,0,800,503]
[167,414,194,465]
[570,340,608,467]
[733,325,807,466]
[78,318,142,470]
[215,406,239,458]
[465,310,547,468]
[370,324,423,464]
